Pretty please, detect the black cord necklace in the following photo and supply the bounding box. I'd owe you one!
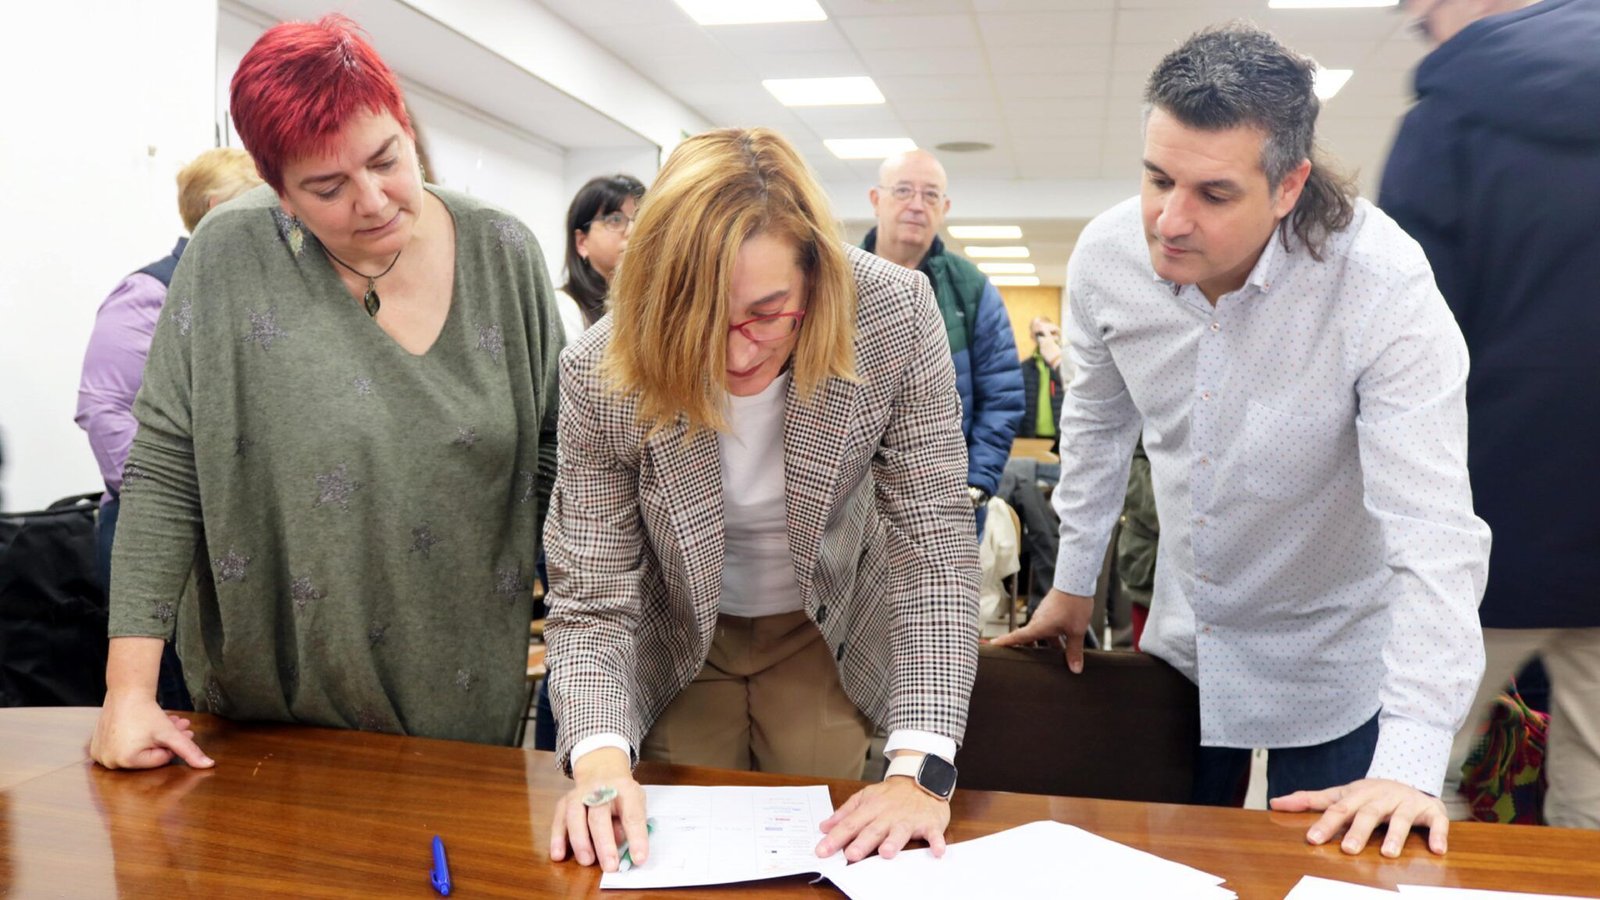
[324,246,403,316]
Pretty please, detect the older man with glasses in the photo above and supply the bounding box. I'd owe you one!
[862,150,1023,534]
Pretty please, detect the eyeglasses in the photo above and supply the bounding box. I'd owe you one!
[729,310,805,343]
[586,210,636,233]
[879,184,946,207]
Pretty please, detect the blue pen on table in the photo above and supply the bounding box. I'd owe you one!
[430,834,452,896]
[616,817,657,872]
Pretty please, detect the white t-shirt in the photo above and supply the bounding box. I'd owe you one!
[716,372,804,617]
[553,287,586,344]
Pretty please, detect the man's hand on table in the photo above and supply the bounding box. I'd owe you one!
[1271,777,1449,857]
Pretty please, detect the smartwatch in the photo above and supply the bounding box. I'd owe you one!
[885,753,958,802]
[966,486,990,508]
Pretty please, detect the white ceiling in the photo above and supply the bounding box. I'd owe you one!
[534,0,1429,285]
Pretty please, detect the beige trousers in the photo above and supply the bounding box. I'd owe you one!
[1445,627,1600,829]
[640,610,873,779]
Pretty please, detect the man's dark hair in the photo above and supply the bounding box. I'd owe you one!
[1144,22,1356,259]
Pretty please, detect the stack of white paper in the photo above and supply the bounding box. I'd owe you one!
[828,819,1236,900]
[1286,876,1597,900]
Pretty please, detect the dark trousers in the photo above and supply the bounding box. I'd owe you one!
[534,677,557,751]
[98,497,193,711]
[1190,712,1381,806]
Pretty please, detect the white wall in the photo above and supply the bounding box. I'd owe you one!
[0,0,217,511]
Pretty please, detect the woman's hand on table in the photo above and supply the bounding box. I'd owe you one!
[550,747,650,872]
[816,776,950,862]
[90,690,214,770]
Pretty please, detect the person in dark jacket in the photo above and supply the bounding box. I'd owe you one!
[863,150,1024,532]
[1017,316,1064,446]
[1381,0,1600,829]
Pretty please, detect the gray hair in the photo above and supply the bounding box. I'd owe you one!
[1144,22,1355,259]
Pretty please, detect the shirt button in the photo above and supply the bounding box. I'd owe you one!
[1202,625,1214,635]
[1199,456,1210,466]
[1210,322,1221,332]
[1196,517,1207,527]
[1198,574,1212,584]
[1201,391,1212,401]
[816,604,828,624]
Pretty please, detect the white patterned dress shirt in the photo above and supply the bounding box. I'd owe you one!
[1053,196,1491,794]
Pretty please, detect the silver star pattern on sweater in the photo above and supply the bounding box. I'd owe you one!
[270,208,306,256]
[313,464,362,510]
[453,426,479,450]
[172,299,194,336]
[492,218,528,253]
[368,624,389,647]
[454,669,476,692]
[214,549,251,583]
[476,324,504,362]
[353,377,374,397]
[121,463,149,489]
[410,524,441,558]
[517,470,536,504]
[243,309,287,352]
[203,676,225,712]
[494,565,528,603]
[235,436,253,458]
[154,601,175,623]
[290,575,324,612]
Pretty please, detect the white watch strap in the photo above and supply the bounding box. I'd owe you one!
[884,755,923,781]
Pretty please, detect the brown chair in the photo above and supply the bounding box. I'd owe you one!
[959,644,1198,802]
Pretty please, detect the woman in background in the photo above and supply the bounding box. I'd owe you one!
[76,147,262,711]
[553,174,644,338]
[90,14,559,770]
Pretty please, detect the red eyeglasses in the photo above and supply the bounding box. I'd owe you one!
[728,310,806,343]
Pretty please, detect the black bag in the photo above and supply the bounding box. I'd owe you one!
[0,493,109,706]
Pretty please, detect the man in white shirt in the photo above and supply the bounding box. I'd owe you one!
[996,23,1491,858]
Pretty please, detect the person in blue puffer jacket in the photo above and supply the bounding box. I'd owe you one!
[863,149,1024,534]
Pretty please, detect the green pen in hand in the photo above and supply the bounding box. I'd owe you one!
[617,817,657,872]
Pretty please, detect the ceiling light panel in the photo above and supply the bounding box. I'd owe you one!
[1314,68,1354,100]
[964,246,1030,259]
[673,0,827,26]
[823,138,916,159]
[977,262,1037,275]
[763,77,884,107]
[948,225,1023,240]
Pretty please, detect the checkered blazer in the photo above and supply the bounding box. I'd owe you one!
[544,244,981,773]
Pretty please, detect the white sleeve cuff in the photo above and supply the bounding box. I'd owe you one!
[570,732,633,769]
[1365,715,1453,796]
[883,729,958,762]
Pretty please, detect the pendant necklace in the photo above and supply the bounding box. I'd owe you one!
[324,246,403,317]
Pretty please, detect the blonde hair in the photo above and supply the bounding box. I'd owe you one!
[176,148,262,232]
[605,128,856,437]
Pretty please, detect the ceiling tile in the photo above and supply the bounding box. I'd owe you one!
[863,46,988,76]
[875,75,994,100]
[978,11,1116,46]
[836,14,981,50]
[890,97,1006,120]
[988,43,1112,75]
[822,0,974,15]
[992,72,1111,100]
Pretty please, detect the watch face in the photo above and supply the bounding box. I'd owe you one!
[918,755,958,799]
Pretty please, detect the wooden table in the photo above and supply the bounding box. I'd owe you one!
[2,709,1595,899]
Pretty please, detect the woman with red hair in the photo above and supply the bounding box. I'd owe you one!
[90,14,560,769]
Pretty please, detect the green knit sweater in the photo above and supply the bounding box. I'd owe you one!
[108,185,560,746]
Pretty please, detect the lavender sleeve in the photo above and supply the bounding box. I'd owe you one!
[76,273,168,494]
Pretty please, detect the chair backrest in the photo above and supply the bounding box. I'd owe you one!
[0,494,109,707]
[959,644,1198,802]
